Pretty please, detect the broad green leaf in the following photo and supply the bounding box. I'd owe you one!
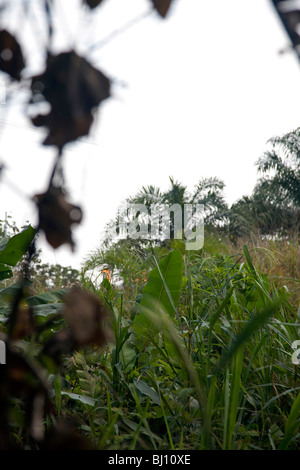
[0,225,36,267]
[133,378,160,405]
[60,391,96,407]
[0,237,9,251]
[120,342,136,370]
[0,263,13,280]
[26,288,69,306]
[141,250,182,316]
[31,302,64,317]
[0,283,23,301]
[132,250,183,346]
[101,277,115,300]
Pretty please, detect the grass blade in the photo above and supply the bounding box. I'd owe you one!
[279,390,300,449]
[223,346,244,450]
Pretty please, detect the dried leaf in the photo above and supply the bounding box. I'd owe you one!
[34,186,83,250]
[63,286,113,347]
[2,348,48,396]
[42,329,74,363]
[30,50,111,147]
[0,347,49,448]
[0,30,25,80]
[32,112,93,147]
[10,305,35,340]
[83,0,105,9]
[151,0,173,18]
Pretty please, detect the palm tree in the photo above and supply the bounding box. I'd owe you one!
[227,193,298,241]
[83,177,229,287]
[256,128,300,208]
[228,128,300,240]
[127,176,228,241]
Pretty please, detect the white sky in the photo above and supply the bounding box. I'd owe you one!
[0,0,300,269]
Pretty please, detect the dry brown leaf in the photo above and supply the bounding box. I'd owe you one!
[63,286,113,347]
[83,0,105,9]
[0,30,25,80]
[42,329,74,363]
[31,110,94,148]
[30,50,111,148]
[0,348,50,447]
[2,348,48,397]
[151,0,173,18]
[10,305,35,341]
[34,186,83,251]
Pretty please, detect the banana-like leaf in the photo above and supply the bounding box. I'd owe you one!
[0,263,13,281]
[140,250,182,316]
[132,250,182,345]
[0,225,36,267]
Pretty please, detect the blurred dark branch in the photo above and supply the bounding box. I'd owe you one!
[271,0,300,62]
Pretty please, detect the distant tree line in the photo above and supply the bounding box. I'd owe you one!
[0,216,80,292]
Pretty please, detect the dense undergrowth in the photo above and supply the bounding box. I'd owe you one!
[0,0,299,452]
[1,229,299,450]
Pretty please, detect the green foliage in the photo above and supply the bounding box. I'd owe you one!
[229,128,300,239]
[0,0,299,450]
[102,176,228,250]
[140,250,182,316]
[28,262,80,292]
[76,155,300,449]
[49,244,299,450]
[132,249,183,350]
[1,231,299,450]
[256,128,300,209]
[0,225,36,281]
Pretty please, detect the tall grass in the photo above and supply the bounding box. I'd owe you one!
[59,238,300,450]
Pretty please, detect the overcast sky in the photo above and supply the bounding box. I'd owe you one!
[0,0,300,269]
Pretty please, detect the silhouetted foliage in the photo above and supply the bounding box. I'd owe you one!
[0,0,177,450]
[0,0,299,452]
[30,51,111,148]
[0,30,25,81]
